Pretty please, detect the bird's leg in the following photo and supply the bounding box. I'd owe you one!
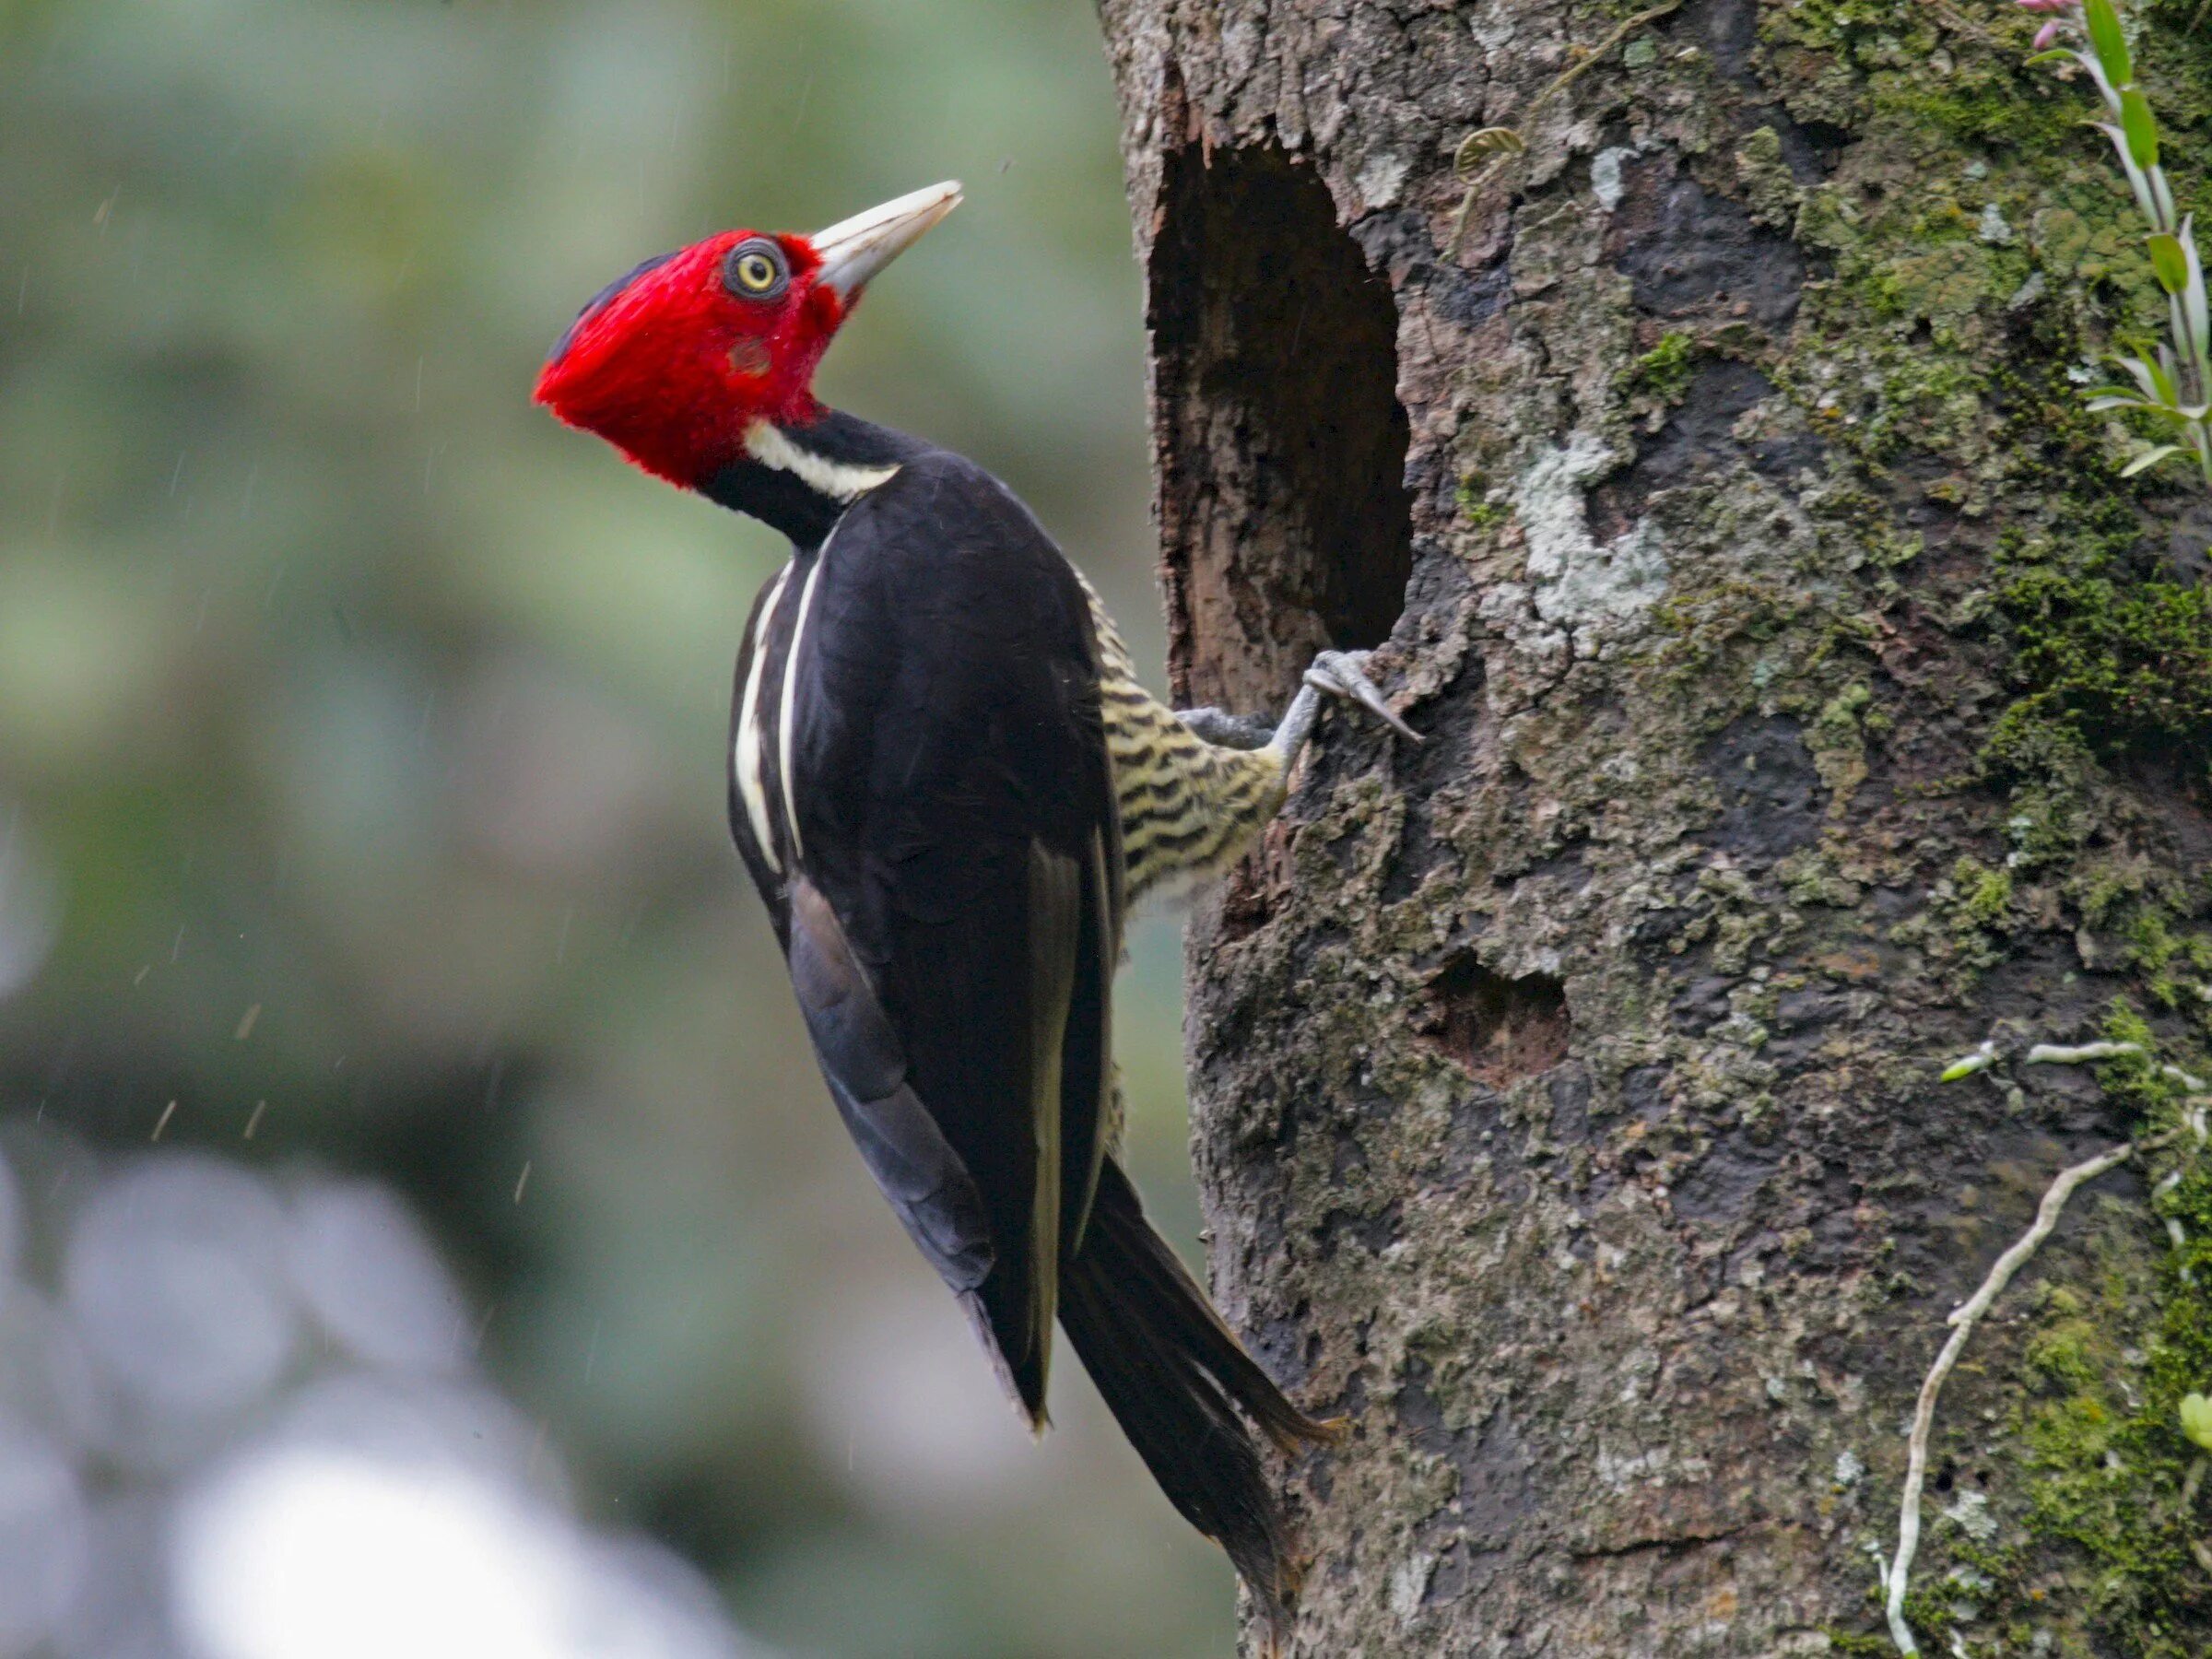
[1175,649,1420,763]
[1114,651,1417,903]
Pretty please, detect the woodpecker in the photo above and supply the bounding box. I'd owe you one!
[535,182,1418,1633]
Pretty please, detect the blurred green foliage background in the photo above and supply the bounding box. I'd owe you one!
[0,0,1230,1652]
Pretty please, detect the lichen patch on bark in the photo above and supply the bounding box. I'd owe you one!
[1515,431,1669,656]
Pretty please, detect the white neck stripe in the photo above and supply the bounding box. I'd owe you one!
[744,421,900,502]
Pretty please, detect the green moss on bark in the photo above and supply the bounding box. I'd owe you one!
[2001,1016,2212,1658]
[1996,558,2212,774]
[1723,6,2212,1651]
[1621,330,1700,406]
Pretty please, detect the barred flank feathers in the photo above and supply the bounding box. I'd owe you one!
[1058,1159,1336,1642]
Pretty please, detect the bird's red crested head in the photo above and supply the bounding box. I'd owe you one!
[534,182,960,488]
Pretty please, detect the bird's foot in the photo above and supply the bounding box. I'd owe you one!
[1177,706,1277,749]
[1302,650,1422,744]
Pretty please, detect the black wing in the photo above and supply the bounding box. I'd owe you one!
[735,452,1121,1424]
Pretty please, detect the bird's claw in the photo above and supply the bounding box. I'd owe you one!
[1304,650,1422,744]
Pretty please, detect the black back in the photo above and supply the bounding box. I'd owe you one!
[724,425,1122,1420]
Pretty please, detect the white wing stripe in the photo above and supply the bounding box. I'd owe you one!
[777,535,833,863]
[735,563,793,875]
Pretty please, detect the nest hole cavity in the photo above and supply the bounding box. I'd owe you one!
[1147,141,1414,712]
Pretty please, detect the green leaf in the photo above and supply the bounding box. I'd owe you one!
[2095,124,2163,228]
[2115,402,2204,428]
[2121,88,2160,173]
[2181,1393,2212,1453]
[2073,53,2124,121]
[2149,233,2190,294]
[2178,216,2209,376]
[2121,444,2185,477]
[2085,0,2132,87]
[2113,352,2169,403]
[2145,351,2180,405]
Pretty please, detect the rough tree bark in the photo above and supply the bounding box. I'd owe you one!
[1093,2,2212,1655]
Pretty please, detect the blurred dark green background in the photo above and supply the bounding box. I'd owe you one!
[0,0,1229,1653]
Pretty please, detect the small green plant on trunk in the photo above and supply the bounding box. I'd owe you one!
[2025,0,2212,483]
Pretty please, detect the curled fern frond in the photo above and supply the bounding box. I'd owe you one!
[1452,127,1525,177]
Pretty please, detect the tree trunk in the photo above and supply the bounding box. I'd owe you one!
[1094,2,2212,1655]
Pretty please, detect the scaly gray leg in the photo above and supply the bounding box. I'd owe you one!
[1175,707,1276,750]
[1175,649,1421,764]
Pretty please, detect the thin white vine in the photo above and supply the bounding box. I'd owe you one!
[1879,1137,2138,1653]
[1880,1040,2206,1654]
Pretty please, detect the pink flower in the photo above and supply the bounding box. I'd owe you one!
[2017,0,2077,49]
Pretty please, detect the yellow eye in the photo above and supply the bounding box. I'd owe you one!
[723,239,788,300]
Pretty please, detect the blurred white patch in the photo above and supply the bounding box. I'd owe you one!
[286,1182,467,1375]
[170,1447,747,1659]
[6,1146,775,1658]
[0,1288,105,1461]
[0,1413,90,1656]
[798,1277,1042,1523]
[52,1494,172,1659]
[271,1371,554,1500]
[0,810,62,1003]
[62,1158,297,1450]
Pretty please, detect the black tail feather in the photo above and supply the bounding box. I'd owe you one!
[1059,1159,1335,1640]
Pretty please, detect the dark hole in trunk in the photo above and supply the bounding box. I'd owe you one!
[1147,141,1414,714]
[1420,957,1571,1088]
